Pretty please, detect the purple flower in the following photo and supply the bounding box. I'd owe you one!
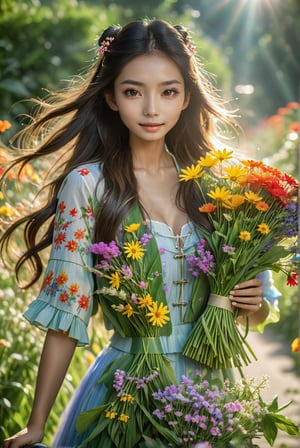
[121,264,132,278]
[153,409,165,420]
[187,239,215,276]
[164,404,172,413]
[139,233,153,246]
[113,369,126,391]
[222,245,236,255]
[88,241,121,260]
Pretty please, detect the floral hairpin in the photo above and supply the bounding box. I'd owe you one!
[97,36,115,55]
[186,36,196,56]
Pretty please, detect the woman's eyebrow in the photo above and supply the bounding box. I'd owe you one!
[120,79,182,86]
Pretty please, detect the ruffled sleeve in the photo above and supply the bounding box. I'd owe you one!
[23,163,103,346]
[255,270,281,333]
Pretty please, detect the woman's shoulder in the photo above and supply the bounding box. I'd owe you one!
[65,162,103,183]
[58,162,104,200]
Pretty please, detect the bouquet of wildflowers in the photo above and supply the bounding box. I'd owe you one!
[76,205,177,447]
[144,372,299,448]
[180,149,298,369]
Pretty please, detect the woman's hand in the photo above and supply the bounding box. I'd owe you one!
[3,426,44,448]
[229,278,269,326]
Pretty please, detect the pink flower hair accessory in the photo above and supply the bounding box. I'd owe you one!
[97,36,115,55]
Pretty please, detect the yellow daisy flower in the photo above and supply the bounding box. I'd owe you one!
[210,148,234,162]
[239,231,251,241]
[107,272,120,289]
[124,223,141,232]
[207,186,232,202]
[198,153,218,168]
[223,165,247,182]
[124,241,145,260]
[146,301,170,327]
[122,303,134,317]
[179,164,204,181]
[0,191,4,200]
[0,205,16,216]
[244,191,262,203]
[223,194,245,209]
[257,223,270,235]
[138,294,153,308]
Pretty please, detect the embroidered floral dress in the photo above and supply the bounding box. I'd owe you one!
[23,163,280,447]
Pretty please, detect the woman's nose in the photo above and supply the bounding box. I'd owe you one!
[143,95,159,117]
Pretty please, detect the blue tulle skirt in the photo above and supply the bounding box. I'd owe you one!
[52,330,217,448]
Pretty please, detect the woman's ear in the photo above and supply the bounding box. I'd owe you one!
[104,91,119,111]
[182,92,191,111]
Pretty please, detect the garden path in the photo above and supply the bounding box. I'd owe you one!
[237,327,300,448]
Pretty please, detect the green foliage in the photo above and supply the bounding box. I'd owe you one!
[0,0,115,133]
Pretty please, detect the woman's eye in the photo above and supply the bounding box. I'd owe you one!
[124,89,140,97]
[163,88,179,97]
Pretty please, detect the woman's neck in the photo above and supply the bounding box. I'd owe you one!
[130,140,173,173]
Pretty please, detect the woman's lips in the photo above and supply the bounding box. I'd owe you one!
[139,123,164,132]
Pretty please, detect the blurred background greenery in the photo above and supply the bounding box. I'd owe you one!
[0,0,299,444]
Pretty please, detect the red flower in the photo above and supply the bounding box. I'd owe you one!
[78,168,90,176]
[289,122,299,133]
[78,295,90,309]
[65,240,78,252]
[69,208,78,217]
[58,201,66,214]
[59,291,68,303]
[41,270,54,290]
[54,231,66,246]
[286,272,298,287]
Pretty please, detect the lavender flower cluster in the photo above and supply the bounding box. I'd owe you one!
[113,368,160,392]
[151,374,267,447]
[186,239,215,276]
[282,201,298,238]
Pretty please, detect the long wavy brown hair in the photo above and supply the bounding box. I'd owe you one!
[0,19,237,287]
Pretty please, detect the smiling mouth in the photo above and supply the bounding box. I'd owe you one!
[139,123,164,131]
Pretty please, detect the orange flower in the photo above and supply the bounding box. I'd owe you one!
[289,122,299,133]
[56,270,68,286]
[74,228,86,240]
[224,195,245,209]
[286,102,299,109]
[68,283,80,295]
[199,203,217,213]
[255,201,269,211]
[291,337,299,352]
[0,120,11,133]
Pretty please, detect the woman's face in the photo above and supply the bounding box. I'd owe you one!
[105,52,189,146]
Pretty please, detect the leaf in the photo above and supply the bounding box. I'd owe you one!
[76,405,107,433]
[271,413,300,435]
[261,414,278,446]
[267,396,279,412]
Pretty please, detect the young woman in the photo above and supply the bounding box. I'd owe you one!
[1,19,271,448]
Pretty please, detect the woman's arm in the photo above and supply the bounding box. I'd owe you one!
[229,278,269,327]
[4,329,77,448]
